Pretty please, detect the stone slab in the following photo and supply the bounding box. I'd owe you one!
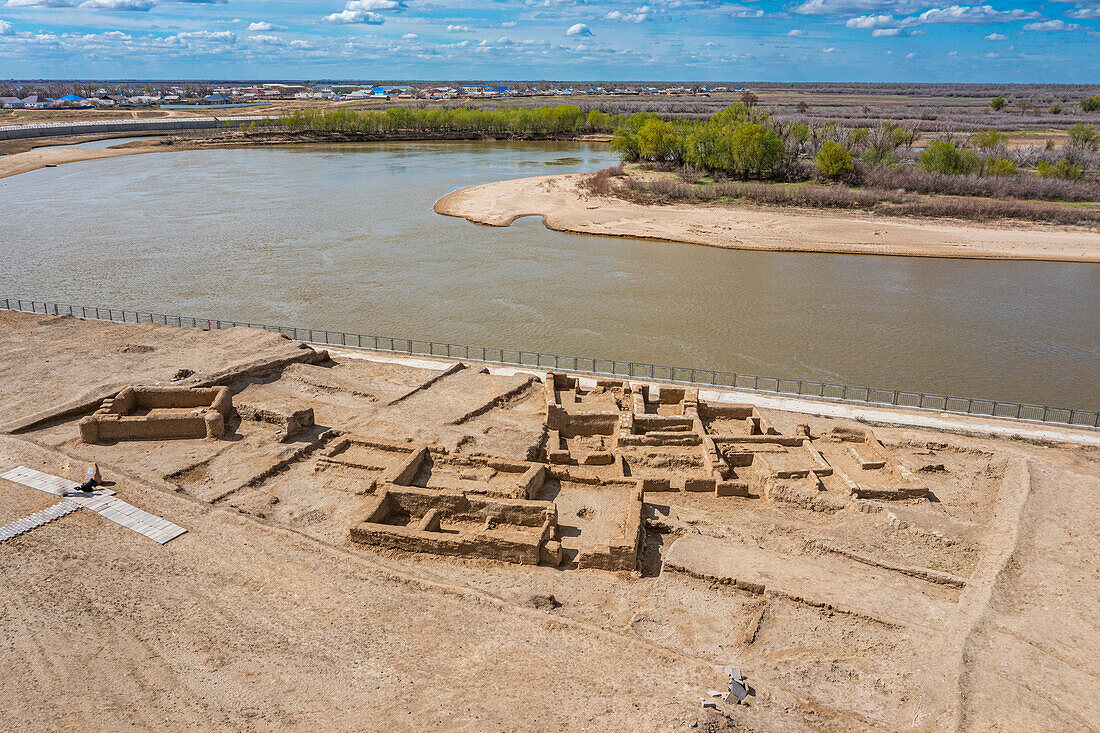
[73,495,186,544]
[0,499,82,542]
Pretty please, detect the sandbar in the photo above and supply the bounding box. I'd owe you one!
[434,172,1100,262]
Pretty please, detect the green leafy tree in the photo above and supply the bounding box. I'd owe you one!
[1080,96,1100,112]
[710,102,752,128]
[891,124,918,150]
[610,128,640,162]
[983,157,1017,177]
[990,96,1007,111]
[1067,123,1099,150]
[815,140,853,179]
[585,109,613,132]
[685,124,735,172]
[1037,159,1085,180]
[971,129,1005,150]
[635,118,685,164]
[918,141,981,175]
[727,123,784,178]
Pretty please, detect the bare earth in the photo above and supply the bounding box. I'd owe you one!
[0,141,170,179]
[1,310,1097,731]
[434,173,1100,262]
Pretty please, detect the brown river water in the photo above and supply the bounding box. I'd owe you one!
[2,140,1097,408]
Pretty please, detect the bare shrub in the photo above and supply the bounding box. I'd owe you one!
[617,173,1100,226]
[860,163,1100,202]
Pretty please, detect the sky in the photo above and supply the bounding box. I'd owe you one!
[0,0,1098,82]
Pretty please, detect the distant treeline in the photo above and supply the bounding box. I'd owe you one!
[278,105,622,136]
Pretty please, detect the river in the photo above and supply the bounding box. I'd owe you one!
[2,140,1097,408]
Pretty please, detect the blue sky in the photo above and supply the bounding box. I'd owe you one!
[0,0,1098,81]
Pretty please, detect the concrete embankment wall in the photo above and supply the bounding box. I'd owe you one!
[0,116,268,141]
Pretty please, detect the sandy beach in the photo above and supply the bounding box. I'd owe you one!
[0,140,170,179]
[434,173,1100,262]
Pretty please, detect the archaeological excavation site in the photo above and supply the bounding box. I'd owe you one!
[1,308,1097,732]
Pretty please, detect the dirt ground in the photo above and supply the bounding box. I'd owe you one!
[1,310,1097,732]
[434,173,1100,262]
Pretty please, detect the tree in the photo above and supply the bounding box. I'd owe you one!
[685,124,735,172]
[727,123,784,178]
[710,102,751,128]
[1067,123,1099,151]
[1049,102,1062,114]
[585,109,612,132]
[741,90,758,109]
[971,129,1005,150]
[635,118,685,164]
[918,141,981,175]
[990,96,1007,111]
[984,157,1017,177]
[610,128,640,162]
[815,140,853,179]
[796,101,808,115]
[1037,159,1085,181]
[891,124,918,150]
[1080,96,1100,112]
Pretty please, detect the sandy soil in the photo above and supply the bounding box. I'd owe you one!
[2,310,1098,731]
[0,140,170,179]
[434,173,1100,262]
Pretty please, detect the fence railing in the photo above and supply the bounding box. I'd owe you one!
[3,297,1097,430]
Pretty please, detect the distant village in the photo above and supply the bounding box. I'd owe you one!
[0,81,738,110]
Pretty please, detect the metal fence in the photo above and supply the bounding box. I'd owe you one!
[4,297,1097,430]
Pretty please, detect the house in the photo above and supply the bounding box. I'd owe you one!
[201,93,229,104]
[53,94,91,107]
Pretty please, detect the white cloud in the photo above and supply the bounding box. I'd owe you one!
[786,29,805,36]
[1067,7,1100,19]
[845,13,893,28]
[904,51,915,58]
[325,8,383,23]
[871,27,901,35]
[846,4,1044,35]
[323,0,399,25]
[1023,19,1080,30]
[79,0,154,10]
[823,45,837,52]
[501,20,516,27]
[165,29,237,48]
[346,0,399,10]
[401,32,416,39]
[446,24,471,32]
[913,5,1041,24]
[984,32,1006,39]
[727,4,764,17]
[605,6,655,22]
[566,22,592,36]
[0,19,10,33]
[793,0,925,15]
[4,0,74,7]
[249,34,284,44]
[246,21,285,31]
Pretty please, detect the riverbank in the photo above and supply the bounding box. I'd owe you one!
[0,130,614,180]
[434,172,1100,262]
